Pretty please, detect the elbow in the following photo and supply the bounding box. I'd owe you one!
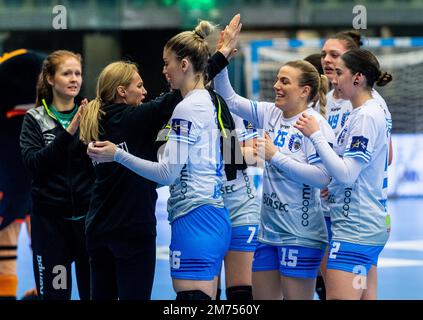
[315,176,331,189]
[161,176,177,186]
[336,175,355,186]
[158,167,179,186]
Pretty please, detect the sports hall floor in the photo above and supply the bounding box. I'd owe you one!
[16,187,423,300]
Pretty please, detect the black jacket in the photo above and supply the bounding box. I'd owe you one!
[85,92,183,245]
[20,104,95,219]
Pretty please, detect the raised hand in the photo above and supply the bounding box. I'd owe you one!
[87,140,117,163]
[67,98,88,136]
[217,13,242,59]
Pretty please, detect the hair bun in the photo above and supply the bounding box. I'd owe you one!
[376,71,393,87]
[194,20,214,40]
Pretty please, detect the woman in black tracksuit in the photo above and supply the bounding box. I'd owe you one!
[19,50,91,300]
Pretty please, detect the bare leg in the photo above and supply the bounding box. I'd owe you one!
[361,266,377,300]
[280,275,316,300]
[224,250,254,288]
[326,269,365,300]
[252,270,283,300]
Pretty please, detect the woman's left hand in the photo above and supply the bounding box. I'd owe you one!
[256,132,278,161]
[87,140,117,163]
[67,98,88,136]
[294,113,320,137]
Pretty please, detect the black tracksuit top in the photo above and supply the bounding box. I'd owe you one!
[19,104,95,219]
[85,91,182,244]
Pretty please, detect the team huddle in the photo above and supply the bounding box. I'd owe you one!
[3,14,392,300]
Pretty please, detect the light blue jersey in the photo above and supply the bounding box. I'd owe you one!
[328,98,391,246]
[167,89,225,222]
[322,89,392,218]
[214,68,334,250]
[256,105,334,250]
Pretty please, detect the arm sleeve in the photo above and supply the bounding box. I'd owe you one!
[19,113,74,178]
[214,68,267,128]
[207,51,229,82]
[114,138,187,186]
[127,90,182,135]
[309,130,365,185]
[270,152,331,188]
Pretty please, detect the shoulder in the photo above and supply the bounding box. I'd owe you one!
[26,105,45,119]
[175,90,213,113]
[354,99,386,127]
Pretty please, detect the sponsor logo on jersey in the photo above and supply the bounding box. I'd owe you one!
[350,136,369,153]
[243,120,254,130]
[43,133,56,145]
[171,118,192,137]
[263,192,289,213]
[337,127,348,146]
[340,111,350,127]
[288,133,302,153]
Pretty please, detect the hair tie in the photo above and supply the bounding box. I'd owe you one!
[194,30,204,39]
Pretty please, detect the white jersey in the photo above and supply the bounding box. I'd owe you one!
[256,105,334,249]
[328,98,391,246]
[167,89,224,222]
[323,88,392,217]
[214,68,334,249]
[221,113,260,227]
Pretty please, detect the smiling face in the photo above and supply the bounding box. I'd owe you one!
[273,65,309,113]
[332,59,356,100]
[162,48,185,90]
[48,57,82,100]
[121,72,148,106]
[320,39,349,82]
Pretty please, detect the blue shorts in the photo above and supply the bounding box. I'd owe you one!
[325,216,333,243]
[229,225,259,252]
[252,243,325,279]
[170,205,231,280]
[326,240,385,275]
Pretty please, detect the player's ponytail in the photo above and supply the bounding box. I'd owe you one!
[318,74,329,118]
[376,71,393,87]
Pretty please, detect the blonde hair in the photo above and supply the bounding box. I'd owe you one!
[165,20,215,82]
[79,61,138,144]
[284,60,329,118]
[35,50,82,107]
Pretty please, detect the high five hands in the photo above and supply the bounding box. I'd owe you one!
[216,13,242,59]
